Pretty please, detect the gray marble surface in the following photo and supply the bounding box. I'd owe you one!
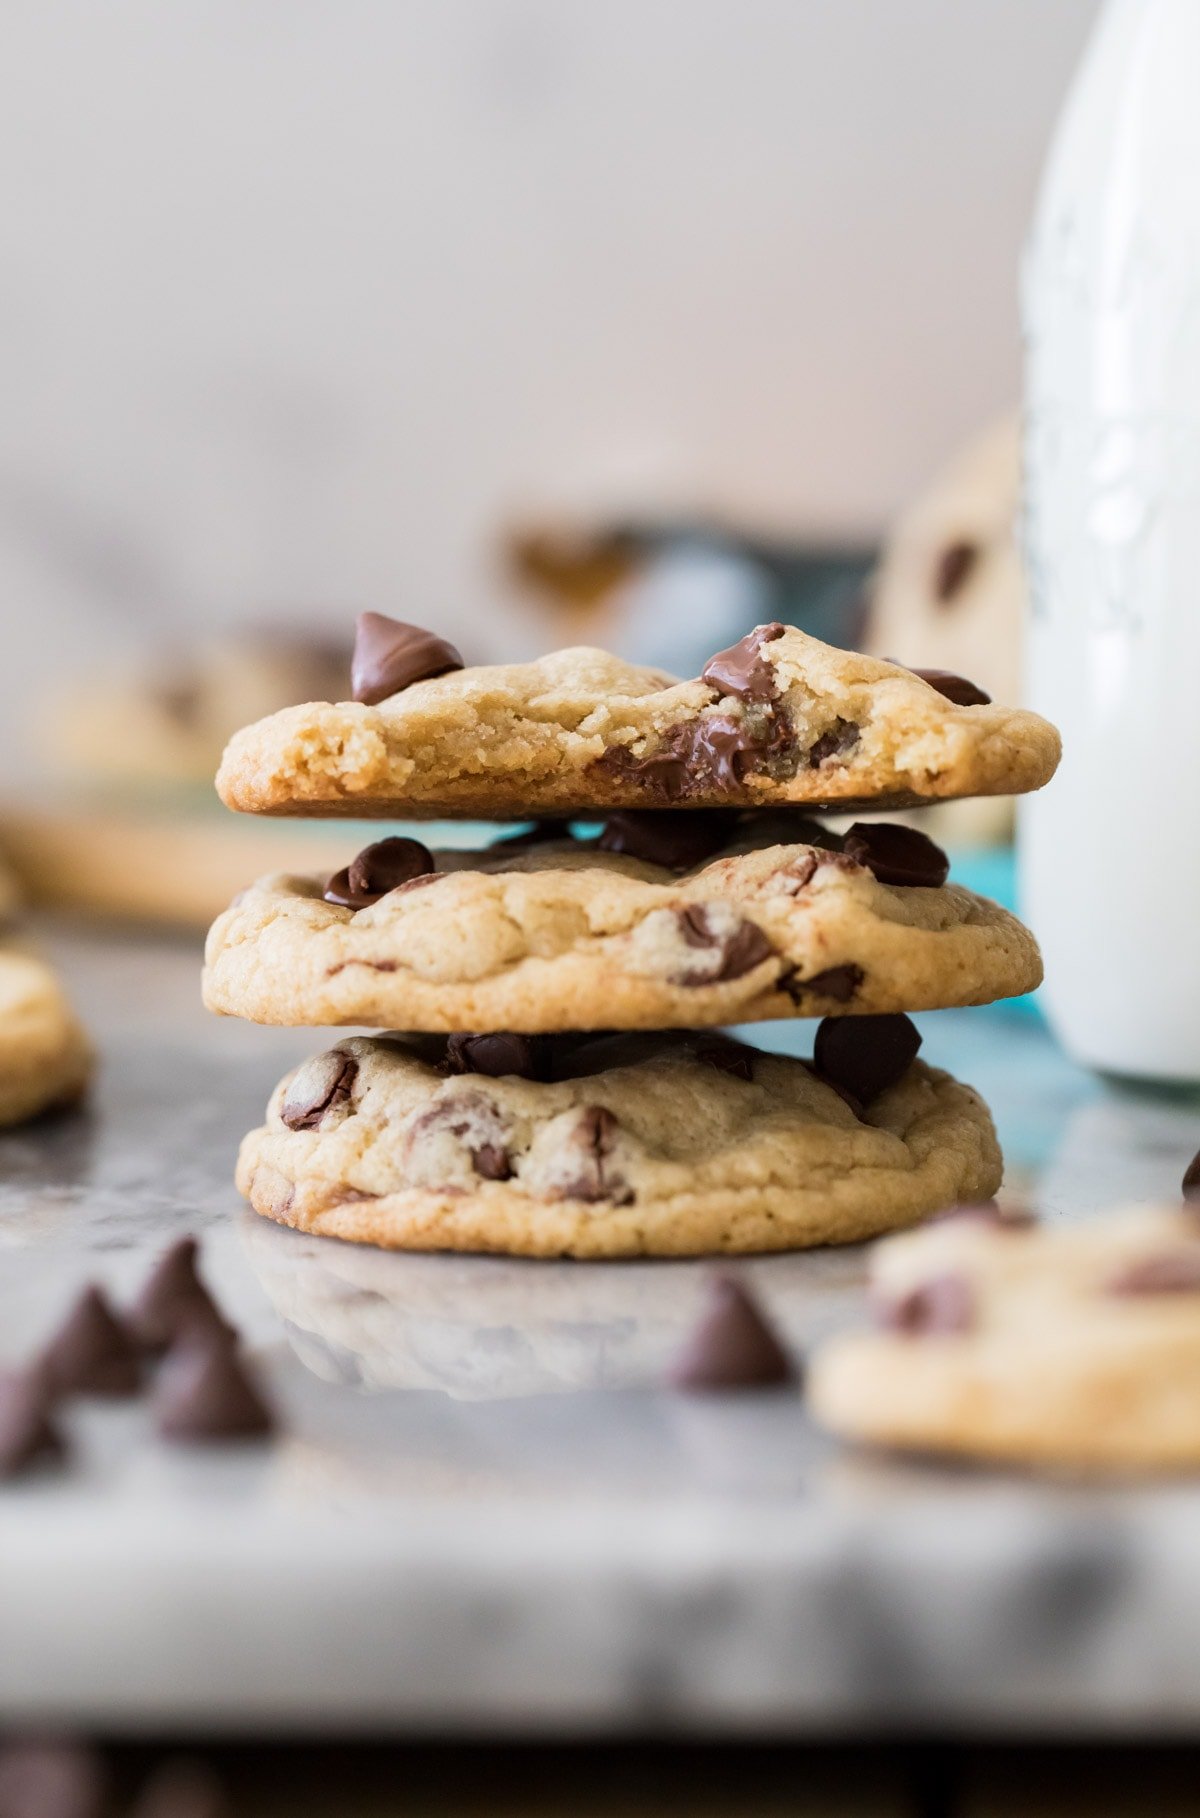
[2,922,1200,1738]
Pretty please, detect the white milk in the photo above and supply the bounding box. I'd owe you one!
[1021,0,1200,1081]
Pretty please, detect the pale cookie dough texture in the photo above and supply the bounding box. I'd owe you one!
[809,1205,1200,1473]
[215,625,1061,819]
[204,834,1041,1032]
[0,949,92,1127]
[236,1031,1002,1259]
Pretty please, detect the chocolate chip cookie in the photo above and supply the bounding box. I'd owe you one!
[203,817,1040,1031]
[215,617,1060,818]
[0,949,91,1127]
[235,1025,1002,1257]
[809,1205,1200,1472]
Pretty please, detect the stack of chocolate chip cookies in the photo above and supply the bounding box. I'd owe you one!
[204,615,1060,1258]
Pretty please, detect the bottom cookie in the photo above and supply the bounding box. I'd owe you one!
[809,1204,1200,1473]
[0,949,92,1127]
[236,1023,1001,1258]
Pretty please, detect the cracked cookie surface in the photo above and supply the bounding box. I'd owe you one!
[215,624,1060,818]
[204,823,1040,1031]
[236,1029,1002,1258]
[0,949,92,1127]
[809,1205,1200,1472]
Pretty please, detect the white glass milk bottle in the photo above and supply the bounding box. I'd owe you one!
[1022,0,1200,1081]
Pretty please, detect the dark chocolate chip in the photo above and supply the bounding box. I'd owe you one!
[155,1331,275,1442]
[1183,1148,1200,1201]
[877,1272,975,1335]
[351,613,464,705]
[813,1013,921,1105]
[37,1285,142,1398]
[324,837,436,909]
[933,539,979,604]
[700,621,786,702]
[693,1034,757,1081]
[908,665,991,707]
[784,964,865,1006]
[595,701,794,801]
[807,718,860,766]
[1107,1251,1200,1295]
[842,822,949,889]
[280,1051,358,1131]
[128,1238,234,1355]
[0,1373,65,1479]
[668,1275,797,1391]
[0,1741,107,1818]
[598,810,739,871]
[675,903,775,985]
[471,1144,513,1182]
[553,1104,631,1204]
[447,1032,546,1081]
[490,819,576,850]
[129,1758,231,1818]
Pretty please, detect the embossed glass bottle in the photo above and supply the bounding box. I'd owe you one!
[1022,0,1200,1081]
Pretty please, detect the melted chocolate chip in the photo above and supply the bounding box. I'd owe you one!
[351,613,464,705]
[155,1330,275,1443]
[37,1285,142,1398]
[877,1272,975,1335]
[934,539,979,604]
[598,810,738,871]
[813,1013,922,1105]
[675,903,775,985]
[324,837,436,908]
[700,621,786,702]
[807,718,860,766]
[908,666,991,707]
[596,702,794,801]
[842,822,949,889]
[447,1032,547,1081]
[280,1051,358,1131]
[553,1105,631,1204]
[1107,1251,1200,1295]
[694,1034,757,1081]
[783,964,864,1006]
[490,819,576,850]
[128,1238,234,1354]
[668,1275,797,1391]
[1183,1148,1200,1201]
[0,1373,65,1479]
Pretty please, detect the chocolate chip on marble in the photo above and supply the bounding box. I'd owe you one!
[668,1275,798,1391]
[154,1330,275,1443]
[1182,1148,1200,1201]
[129,1758,231,1818]
[280,1050,358,1131]
[806,718,860,766]
[693,1034,757,1081]
[842,821,949,889]
[552,1105,631,1204]
[783,964,865,1006]
[907,665,991,707]
[598,810,739,871]
[933,539,979,604]
[0,1740,107,1818]
[128,1238,234,1355]
[37,1285,142,1398]
[1106,1251,1200,1295]
[674,903,775,985]
[447,1032,547,1081]
[700,621,786,702]
[0,1373,65,1480]
[813,1013,922,1105]
[877,1272,976,1335]
[351,612,464,705]
[324,837,436,908]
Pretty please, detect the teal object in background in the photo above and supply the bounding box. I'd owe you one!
[950,842,1041,1021]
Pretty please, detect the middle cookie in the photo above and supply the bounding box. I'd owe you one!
[203,815,1040,1032]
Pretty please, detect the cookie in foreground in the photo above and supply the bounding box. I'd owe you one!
[808,1204,1200,1473]
[0,949,92,1127]
[235,1024,1001,1258]
[215,617,1060,818]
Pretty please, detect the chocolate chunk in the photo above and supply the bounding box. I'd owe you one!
[598,810,738,871]
[1107,1251,1200,1295]
[490,819,576,850]
[596,701,794,801]
[129,1759,231,1818]
[908,666,991,707]
[933,539,979,604]
[37,1285,142,1398]
[668,1276,797,1390]
[447,1032,546,1081]
[807,718,860,766]
[701,621,786,702]
[842,822,949,889]
[877,1272,975,1335]
[693,1034,757,1081]
[155,1330,275,1443]
[324,837,436,908]
[280,1050,358,1131]
[128,1238,234,1354]
[0,1373,65,1479]
[813,1013,921,1104]
[0,1741,107,1818]
[553,1105,631,1204]
[1183,1148,1200,1200]
[784,964,864,1006]
[351,613,464,705]
[675,904,775,985]
[471,1144,512,1182]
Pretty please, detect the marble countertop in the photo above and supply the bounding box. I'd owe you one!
[3,920,1200,1739]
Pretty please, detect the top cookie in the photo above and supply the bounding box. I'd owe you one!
[215,617,1060,818]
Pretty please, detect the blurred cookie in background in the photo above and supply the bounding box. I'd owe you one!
[0,946,91,1127]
